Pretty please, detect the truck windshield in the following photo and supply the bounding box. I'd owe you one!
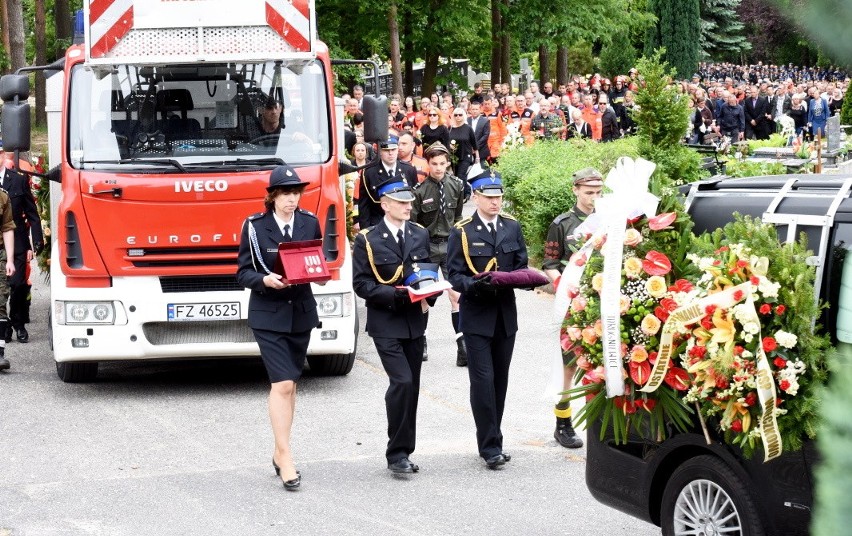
[68,60,331,170]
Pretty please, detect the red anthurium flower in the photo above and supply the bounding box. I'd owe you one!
[630,360,652,385]
[642,251,672,276]
[654,306,669,322]
[668,278,694,293]
[661,298,678,312]
[648,212,677,231]
[664,367,690,391]
[762,336,777,352]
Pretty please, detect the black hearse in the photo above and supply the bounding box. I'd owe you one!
[586,175,852,536]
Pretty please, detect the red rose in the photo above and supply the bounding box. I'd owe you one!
[701,317,713,330]
[773,357,787,368]
[733,290,744,301]
[759,304,771,314]
[734,345,744,355]
[750,276,760,285]
[775,305,786,315]
[762,337,777,352]
[642,251,672,276]
[715,376,729,389]
[745,392,757,406]
[705,304,717,315]
[779,379,791,391]
[688,345,707,358]
[731,419,743,433]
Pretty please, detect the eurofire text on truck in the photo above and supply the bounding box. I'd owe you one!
[0,0,387,382]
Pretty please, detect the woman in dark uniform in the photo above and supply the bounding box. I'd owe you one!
[236,164,321,491]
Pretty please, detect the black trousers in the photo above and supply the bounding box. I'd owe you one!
[464,314,516,459]
[373,336,424,463]
[9,248,30,327]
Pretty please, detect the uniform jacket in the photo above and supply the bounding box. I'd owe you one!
[236,209,321,333]
[447,212,529,337]
[542,206,586,272]
[352,220,433,339]
[410,175,465,238]
[2,168,42,253]
[357,161,419,228]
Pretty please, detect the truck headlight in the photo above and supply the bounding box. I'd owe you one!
[55,301,116,325]
[316,293,352,318]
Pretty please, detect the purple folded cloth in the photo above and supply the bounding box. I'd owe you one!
[474,268,550,288]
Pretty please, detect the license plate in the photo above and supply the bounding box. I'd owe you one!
[167,302,240,321]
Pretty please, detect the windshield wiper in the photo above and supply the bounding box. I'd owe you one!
[83,159,187,173]
[231,157,286,166]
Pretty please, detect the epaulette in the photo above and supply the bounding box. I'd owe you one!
[298,208,317,218]
[410,221,425,229]
[552,211,572,225]
[499,212,516,221]
[455,216,473,229]
[247,212,264,221]
[358,227,371,236]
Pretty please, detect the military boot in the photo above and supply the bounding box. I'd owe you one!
[0,346,9,371]
[455,338,467,367]
[554,417,584,448]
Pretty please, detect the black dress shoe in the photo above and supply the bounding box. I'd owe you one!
[15,326,28,343]
[3,325,11,344]
[485,454,506,469]
[388,458,415,474]
[501,452,511,462]
[0,357,9,371]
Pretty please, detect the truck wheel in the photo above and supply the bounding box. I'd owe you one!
[661,455,764,536]
[56,361,98,383]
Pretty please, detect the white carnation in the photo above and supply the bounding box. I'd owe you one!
[757,278,780,299]
[774,330,798,349]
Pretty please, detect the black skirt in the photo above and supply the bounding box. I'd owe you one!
[252,328,312,383]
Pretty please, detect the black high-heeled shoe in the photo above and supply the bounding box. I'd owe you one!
[282,472,301,491]
[273,458,280,476]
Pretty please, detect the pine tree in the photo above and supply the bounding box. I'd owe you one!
[600,31,638,79]
[644,0,701,79]
[699,0,751,61]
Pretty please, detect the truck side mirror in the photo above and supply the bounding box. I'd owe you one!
[361,95,388,144]
[0,74,32,152]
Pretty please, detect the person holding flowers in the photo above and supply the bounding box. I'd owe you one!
[542,168,603,449]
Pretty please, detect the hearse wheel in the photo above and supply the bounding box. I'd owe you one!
[661,455,764,536]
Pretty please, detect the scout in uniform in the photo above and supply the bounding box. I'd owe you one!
[542,167,604,449]
[447,168,529,469]
[352,176,436,474]
[0,181,16,372]
[410,142,467,365]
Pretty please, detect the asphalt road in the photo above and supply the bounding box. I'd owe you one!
[1,270,661,536]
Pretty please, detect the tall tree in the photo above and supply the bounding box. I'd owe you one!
[500,0,510,87]
[7,0,25,71]
[699,0,750,61]
[645,0,701,78]
[538,45,550,85]
[387,2,402,97]
[491,0,501,84]
[556,45,568,85]
[34,0,47,126]
[600,31,638,78]
[54,0,72,59]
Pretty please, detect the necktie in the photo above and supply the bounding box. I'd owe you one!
[438,180,446,213]
[283,224,292,242]
[488,222,496,241]
[397,229,405,253]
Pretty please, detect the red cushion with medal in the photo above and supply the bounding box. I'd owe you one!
[272,239,331,284]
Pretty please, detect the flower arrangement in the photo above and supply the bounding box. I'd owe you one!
[501,123,525,153]
[560,160,828,460]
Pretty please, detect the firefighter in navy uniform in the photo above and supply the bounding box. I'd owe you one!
[0,180,16,372]
[542,167,603,449]
[357,137,419,229]
[352,176,436,474]
[2,165,43,344]
[447,168,529,469]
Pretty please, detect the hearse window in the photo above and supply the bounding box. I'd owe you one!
[829,223,852,343]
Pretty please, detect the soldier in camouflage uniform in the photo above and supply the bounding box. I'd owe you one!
[410,142,468,365]
[0,175,17,372]
[542,167,603,448]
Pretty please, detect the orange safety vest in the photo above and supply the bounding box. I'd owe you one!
[581,108,602,140]
[486,112,507,159]
[402,154,430,183]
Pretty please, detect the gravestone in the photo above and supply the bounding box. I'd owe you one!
[826,115,841,151]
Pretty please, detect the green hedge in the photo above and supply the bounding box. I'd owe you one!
[498,137,640,260]
[840,82,852,129]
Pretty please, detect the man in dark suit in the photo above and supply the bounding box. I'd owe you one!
[352,177,435,474]
[743,86,770,140]
[467,102,491,164]
[1,165,43,343]
[769,85,792,133]
[447,168,529,469]
[357,137,418,229]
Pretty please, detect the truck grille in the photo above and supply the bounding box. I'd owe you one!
[143,320,255,345]
[159,275,244,293]
[126,246,238,268]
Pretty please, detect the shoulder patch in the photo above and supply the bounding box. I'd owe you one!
[455,216,473,229]
[298,208,317,218]
[552,211,572,225]
[247,212,265,221]
[499,212,516,221]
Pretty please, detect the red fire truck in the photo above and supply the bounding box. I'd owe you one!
[0,0,383,382]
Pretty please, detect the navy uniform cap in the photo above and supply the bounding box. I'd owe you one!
[468,167,503,197]
[403,262,440,290]
[376,177,415,202]
[268,164,309,191]
[379,136,399,150]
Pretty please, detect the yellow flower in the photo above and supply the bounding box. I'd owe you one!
[591,273,604,292]
[645,276,667,298]
[641,314,661,336]
[709,308,735,352]
[624,257,643,278]
[750,255,769,276]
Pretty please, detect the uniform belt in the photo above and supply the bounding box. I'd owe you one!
[429,236,448,243]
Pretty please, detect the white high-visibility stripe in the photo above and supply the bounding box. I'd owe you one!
[89,0,134,47]
[266,0,309,42]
